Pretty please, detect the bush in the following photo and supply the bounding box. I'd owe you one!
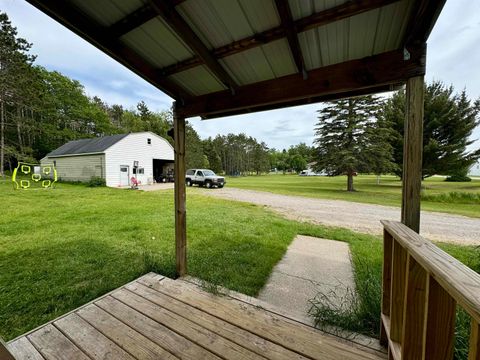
[86,176,106,187]
[445,174,471,182]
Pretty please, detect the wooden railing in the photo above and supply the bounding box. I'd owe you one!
[380,220,480,360]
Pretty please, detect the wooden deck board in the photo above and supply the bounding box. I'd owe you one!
[8,273,386,360]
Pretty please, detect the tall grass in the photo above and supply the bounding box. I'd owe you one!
[309,244,480,360]
[421,191,480,204]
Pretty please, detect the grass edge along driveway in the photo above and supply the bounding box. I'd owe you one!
[226,174,480,218]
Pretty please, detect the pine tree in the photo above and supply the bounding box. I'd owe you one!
[314,96,395,191]
[381,81,480,178]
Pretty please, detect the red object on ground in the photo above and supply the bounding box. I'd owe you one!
[131,177,140,187]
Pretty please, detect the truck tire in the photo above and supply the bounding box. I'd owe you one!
[186,179,192,186]
[205,181,212,188]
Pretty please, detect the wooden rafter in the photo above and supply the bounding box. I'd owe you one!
[27,0,190,100]
[148,0,238,92]
[109,4,155,38]
[404,0,446,45]
[160,0,400,76]
[176,44,426,119]
[274,0,307,79]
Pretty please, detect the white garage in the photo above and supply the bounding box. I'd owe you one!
[41,132,174,187]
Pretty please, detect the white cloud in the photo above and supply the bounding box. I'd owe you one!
[2,0,479,150]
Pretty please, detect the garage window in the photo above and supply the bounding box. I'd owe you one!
[147,138,151,145]
[133,167,144,175]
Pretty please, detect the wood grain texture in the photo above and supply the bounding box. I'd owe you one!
[389,240,407,343]
[0,337,16,360]
[173,109,187,277]
[27,324,90,360]
[139,274,384,360]
[425,277,456,360]
[470,319,480,360]
[380,230,393,346]
[401,255,429,360]
[126,281,306,360]
[7,337,44,360]
[96,295,220,360]
[382,221,480,323]
[113,288,265,360]
[54,313,134,360]
[76,304,179,360]
[401,75,424,233]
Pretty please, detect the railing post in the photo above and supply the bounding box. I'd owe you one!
[425,277,456,360]
[401,255,429,359]
[401,75,424,233]
[173,103,187,277]
[390,240,407,343]
[470,319,480,360]
[380,229,393,346]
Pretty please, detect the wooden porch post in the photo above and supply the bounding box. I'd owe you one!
[401,76,424,233]
[173,103,187,277]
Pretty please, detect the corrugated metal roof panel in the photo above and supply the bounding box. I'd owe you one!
[72,0,146,27]
[288,0,348,20]
[47,134,128,157]
[299,0,415,70]
[220,39,296,86]
[121,18,195,68]
[168,66,227,96]
[177,0,280,49]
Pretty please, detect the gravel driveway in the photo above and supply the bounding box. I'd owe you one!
[202,187,479,245]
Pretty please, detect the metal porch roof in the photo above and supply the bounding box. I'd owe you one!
[26,0,445,118]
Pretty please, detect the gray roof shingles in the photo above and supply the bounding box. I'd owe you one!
[47,134,129,157]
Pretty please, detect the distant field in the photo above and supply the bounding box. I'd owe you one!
[226,174,480,218]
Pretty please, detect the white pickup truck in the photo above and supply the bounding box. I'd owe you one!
[185,169,225,188]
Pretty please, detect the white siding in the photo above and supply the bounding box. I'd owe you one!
[41,154,105,182]
[104,132,174,187]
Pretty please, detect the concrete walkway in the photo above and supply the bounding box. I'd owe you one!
[257,235,356,324]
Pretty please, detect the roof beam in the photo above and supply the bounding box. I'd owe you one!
[109,4,156,38]
[160,0,399,76]
[26,0,190,101]
[176,44,427,119]
[148,0,238,92]
[274,0,307,79]
[403,0,446,46]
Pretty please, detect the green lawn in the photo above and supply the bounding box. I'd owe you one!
[0,179,478,354]
[226,174,480,218]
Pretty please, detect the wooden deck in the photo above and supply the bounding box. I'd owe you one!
[7,273,385,360]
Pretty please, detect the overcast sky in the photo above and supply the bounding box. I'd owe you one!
[1,0,479,150]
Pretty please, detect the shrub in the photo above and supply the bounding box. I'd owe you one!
[86,176,106,187]
[446,174,471,182]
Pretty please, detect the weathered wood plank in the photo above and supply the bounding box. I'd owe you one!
[470,319,480,360]
[95,295,220,360]
[425,277,456,360]
[382,220,480,323]
[54,313,134,360]
[138,274,384,360]
[76,304,179,360]
[401,255,429,360]
[27,324,90,360]
[1,337,16,360]
[173,108,187,277]
[380,229,393,346]
[112,288,266,360]
[389,240,407,343]
[127,281,307,360]
[7,337,44,360]
[401,75,424,233]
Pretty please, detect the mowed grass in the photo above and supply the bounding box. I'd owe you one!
[0,180,382,340]
[227,174,480,218]
[0,178,478,353]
